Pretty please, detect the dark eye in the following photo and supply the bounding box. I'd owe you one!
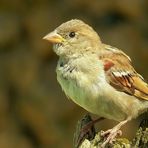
[69,32,75,38]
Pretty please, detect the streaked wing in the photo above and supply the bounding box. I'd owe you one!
[99,44,148,100]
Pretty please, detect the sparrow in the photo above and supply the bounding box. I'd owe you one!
[43,19,148,147]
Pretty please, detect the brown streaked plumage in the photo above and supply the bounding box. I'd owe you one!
[101,44,148,100]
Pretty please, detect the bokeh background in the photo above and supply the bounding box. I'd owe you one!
[0,0,148,148]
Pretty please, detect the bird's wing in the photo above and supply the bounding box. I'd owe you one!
[99,44,148,100]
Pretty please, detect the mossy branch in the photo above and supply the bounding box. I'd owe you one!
[73,114,148,148]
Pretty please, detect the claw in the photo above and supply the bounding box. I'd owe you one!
[101,129,121,147]
[101,129,112,137]
[101,129,122,147]
[100,119,129,147]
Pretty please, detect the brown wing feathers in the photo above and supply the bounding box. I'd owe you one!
[101,44,148,100]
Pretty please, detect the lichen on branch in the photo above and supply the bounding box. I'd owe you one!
[73,114,148,148]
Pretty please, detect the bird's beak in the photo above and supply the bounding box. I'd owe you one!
[43,30,65,43]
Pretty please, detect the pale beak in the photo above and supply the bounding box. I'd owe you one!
[43,30,65,43]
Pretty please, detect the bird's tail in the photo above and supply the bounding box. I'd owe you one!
[133,77,148,100]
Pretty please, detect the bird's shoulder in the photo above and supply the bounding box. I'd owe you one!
[98,44,148,100]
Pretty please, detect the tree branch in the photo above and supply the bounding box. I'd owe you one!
[73,114,148,148]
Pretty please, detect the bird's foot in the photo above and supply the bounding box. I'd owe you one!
[101,128,122,147]
[101,128,122,137]
[100,119,129,147]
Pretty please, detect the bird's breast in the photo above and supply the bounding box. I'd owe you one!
[56,61,129,121]
[56,57,148,122]
[56,60,100,104]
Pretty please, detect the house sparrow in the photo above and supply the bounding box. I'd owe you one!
[43,19,148,147]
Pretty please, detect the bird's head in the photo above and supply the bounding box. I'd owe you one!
[43,19,101,57]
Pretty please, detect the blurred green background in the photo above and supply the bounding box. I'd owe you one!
[0,0,148,148]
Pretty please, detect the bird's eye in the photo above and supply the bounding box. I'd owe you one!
[69,32,75,38]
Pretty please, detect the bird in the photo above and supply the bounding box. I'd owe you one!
[43,19,148,147]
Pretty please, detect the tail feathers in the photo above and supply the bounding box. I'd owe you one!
[133,77,148,100]
[135,90,148,100]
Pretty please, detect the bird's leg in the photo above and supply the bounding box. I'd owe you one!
[81,117,105,133]
[101,119,129,147]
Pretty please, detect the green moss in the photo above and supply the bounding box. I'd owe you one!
[132,127,148,148]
